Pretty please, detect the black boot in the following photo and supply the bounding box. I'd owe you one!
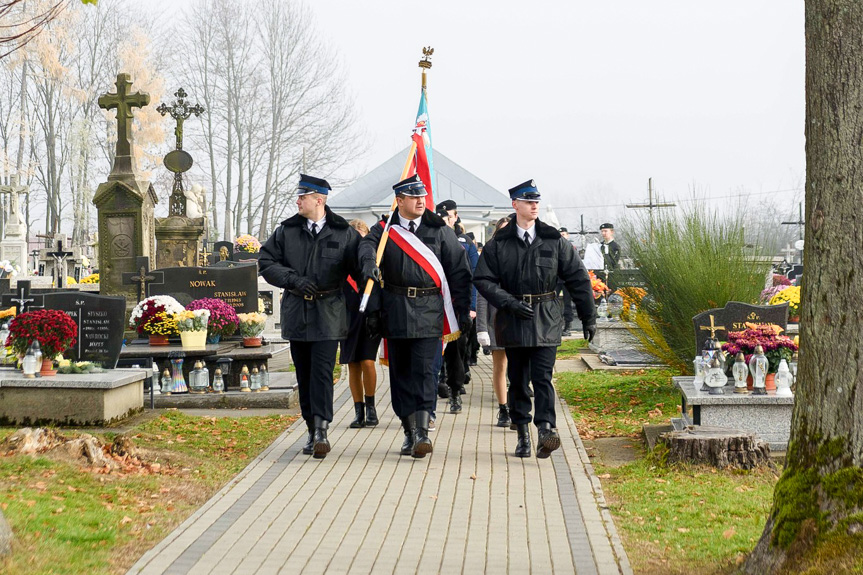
[536,422,561,459]
[438,382,450,399]
[350,402,365,428]
[458,385,467,395]
[448,391,462,413]
[302,421,314,455]
[400,417,414,456]
[563,321,572,334]
[312,416,330,459]
[496,404,511,428]
[364,395,378,426]
[412,411,433,458]
[515,424,532,457]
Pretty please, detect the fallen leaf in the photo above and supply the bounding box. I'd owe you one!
[470,474,477,480]
[53,507,64,514]
[120,516,133,525]
[599,473,611,479]
[654,478,667,484]
[677,528,690,533]
[723,527,736,539]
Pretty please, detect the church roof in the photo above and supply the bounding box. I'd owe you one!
[329,147,511,210]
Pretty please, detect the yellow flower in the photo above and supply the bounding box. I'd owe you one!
[769,286,801,316]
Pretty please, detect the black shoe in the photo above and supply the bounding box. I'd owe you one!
[364,395,378,426]
[400,417,414,456]
[313,416,330,459]
[438,383,450,399]
[527,385,534,398]
[536,422,560,459]
[515,424,532,458]
[496,404,511,428]
[468,358,477,366]
[458,385,466,395]
[449,392,462,413]
[563,321,572,334]
[464,371,471,384]
[509,423,517,431]
[302,421,314,455]
[412,411,433,458]
[350,402,365,428]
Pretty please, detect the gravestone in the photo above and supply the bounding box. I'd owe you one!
[787,264,804,282]
[93,73,157,308]
[147,264,258,313]
[0,280,45,314]
[42,292,126,368]
[692,301,789,353]
[212,241,234,264]
[0,174,29,276]
[608,269,647,291]
[232,251,261,264]
[0,278,9,297]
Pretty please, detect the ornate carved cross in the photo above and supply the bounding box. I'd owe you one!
[98,73,150,177]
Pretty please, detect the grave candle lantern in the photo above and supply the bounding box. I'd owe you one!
[250,367,261,392]
[705,357,727,395]
[774,359,793,397]
[748,344,768,396]
[22,347,37,378]
[693,356,706,390]
[212,368,225,393]
[239,365,251,392]
[732,352,749,394]
[259,364,270,391]
[189,360,207,394]
[0,322,9,365]
[161,368,172,394]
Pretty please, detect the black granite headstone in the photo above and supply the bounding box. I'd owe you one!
[609,269,647,291]
[41,291,126,368]
[147,264,258,313]
[212,241,234,265]
[259,289,274,315]
[692,301,789,353]
[787,265,804,282]
[232,251,261,263]
[0,277,9,296]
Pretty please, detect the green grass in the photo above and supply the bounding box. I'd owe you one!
[556,338,590,359]
[555,368,680,438]
[598,457,778,574]
[0,411,297,575]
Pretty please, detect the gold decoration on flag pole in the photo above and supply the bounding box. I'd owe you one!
[359,47,434,313]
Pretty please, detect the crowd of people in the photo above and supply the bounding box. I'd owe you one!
[259,173,597,461]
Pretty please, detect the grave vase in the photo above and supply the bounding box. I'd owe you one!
[180,330,207,350]
[243,337,262,348]
[40,358,57,377]
[206,333,221,344]
[148,334,170,346]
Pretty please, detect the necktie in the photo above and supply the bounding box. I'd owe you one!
[408,221,416,234]
[523,231,531,247]
[311,223,318,237]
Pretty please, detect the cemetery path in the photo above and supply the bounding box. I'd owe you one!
[127,354,631,575]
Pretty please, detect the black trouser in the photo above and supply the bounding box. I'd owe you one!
[558,281,574,324]
[290,339,339,424]
[505,346,557,428]
[467,317,479,362]
[444,332,467,393]
[388,337,438,417]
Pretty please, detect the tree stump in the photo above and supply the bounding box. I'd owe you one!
[658,426,771,470]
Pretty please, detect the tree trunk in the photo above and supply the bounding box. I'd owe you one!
[659,427,771,470]
[745,2,863,571]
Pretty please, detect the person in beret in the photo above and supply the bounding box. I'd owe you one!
[259,174,362,460]
[599,223,621,271]
[474,179,596,459]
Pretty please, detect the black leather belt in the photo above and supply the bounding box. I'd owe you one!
[289,288,340,301]
[384,283,441,298]
[515,291,557,304]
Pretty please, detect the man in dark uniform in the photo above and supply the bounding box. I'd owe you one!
[259,174,360,460]
[600,222,621,271]
[474,180,596,459]
[360,175,472,458]
[557,227,576,334]
[436,199,478,413]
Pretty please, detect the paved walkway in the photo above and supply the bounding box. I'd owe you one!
[128,354,632,575]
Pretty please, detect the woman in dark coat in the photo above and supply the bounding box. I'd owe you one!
[340,219,383,428]
[476,217,512,428]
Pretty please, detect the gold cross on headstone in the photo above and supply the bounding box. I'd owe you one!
[199,243,212,267]
[98,73,150,178]
[699,314,726,339]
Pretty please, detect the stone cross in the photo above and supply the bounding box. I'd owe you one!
[121,257,162,303]
[570,214,597,250]
[0,174,28,237]
[47,238,74,289]
[1,281,44,315]
[157,87,204,217]
[98,73,150,178]
[699,314,726,340]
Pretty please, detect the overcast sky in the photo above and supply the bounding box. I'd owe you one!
[303,1,805,228]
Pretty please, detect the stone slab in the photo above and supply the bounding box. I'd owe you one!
[673,376,793,450]
[0,368,147,425]
[588,321,641,353]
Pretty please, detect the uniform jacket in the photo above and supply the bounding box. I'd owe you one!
[602,240,621,270]
[259,205,360,341]
[457,231,479,311]
[475,291,502,350]
[359,208,472,339]
[473,218,596,347]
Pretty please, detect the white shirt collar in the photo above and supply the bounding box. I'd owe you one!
[307,215,326,231]
[518,223,536,242]
[399,213,421,230]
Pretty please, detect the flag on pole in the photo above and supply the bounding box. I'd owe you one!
[408,87,436,207]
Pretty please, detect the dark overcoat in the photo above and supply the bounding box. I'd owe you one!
[473,218,596,347]
[358,208,471,339]
[259,205,360,341]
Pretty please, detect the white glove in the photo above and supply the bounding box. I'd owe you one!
[477,331,491,347]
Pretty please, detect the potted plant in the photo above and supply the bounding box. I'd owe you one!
[7,309,78,375]
[234,234,262,253]
[721,322,798,389]
[186,298,239,343]
[237,312,267,347]
[129,295,184,345]
[769,286,801,323]
[176,309,210,350]
[588,270,608,301]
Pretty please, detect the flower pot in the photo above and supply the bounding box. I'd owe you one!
[148,334,170,346]
[789,316,800,323]
[747,373,776,391]
[206,333,221,344]
[180,330,207,350]
[40,358,57,377]
[243,336,262,348]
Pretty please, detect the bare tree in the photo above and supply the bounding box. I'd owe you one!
[744,1,863,572]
